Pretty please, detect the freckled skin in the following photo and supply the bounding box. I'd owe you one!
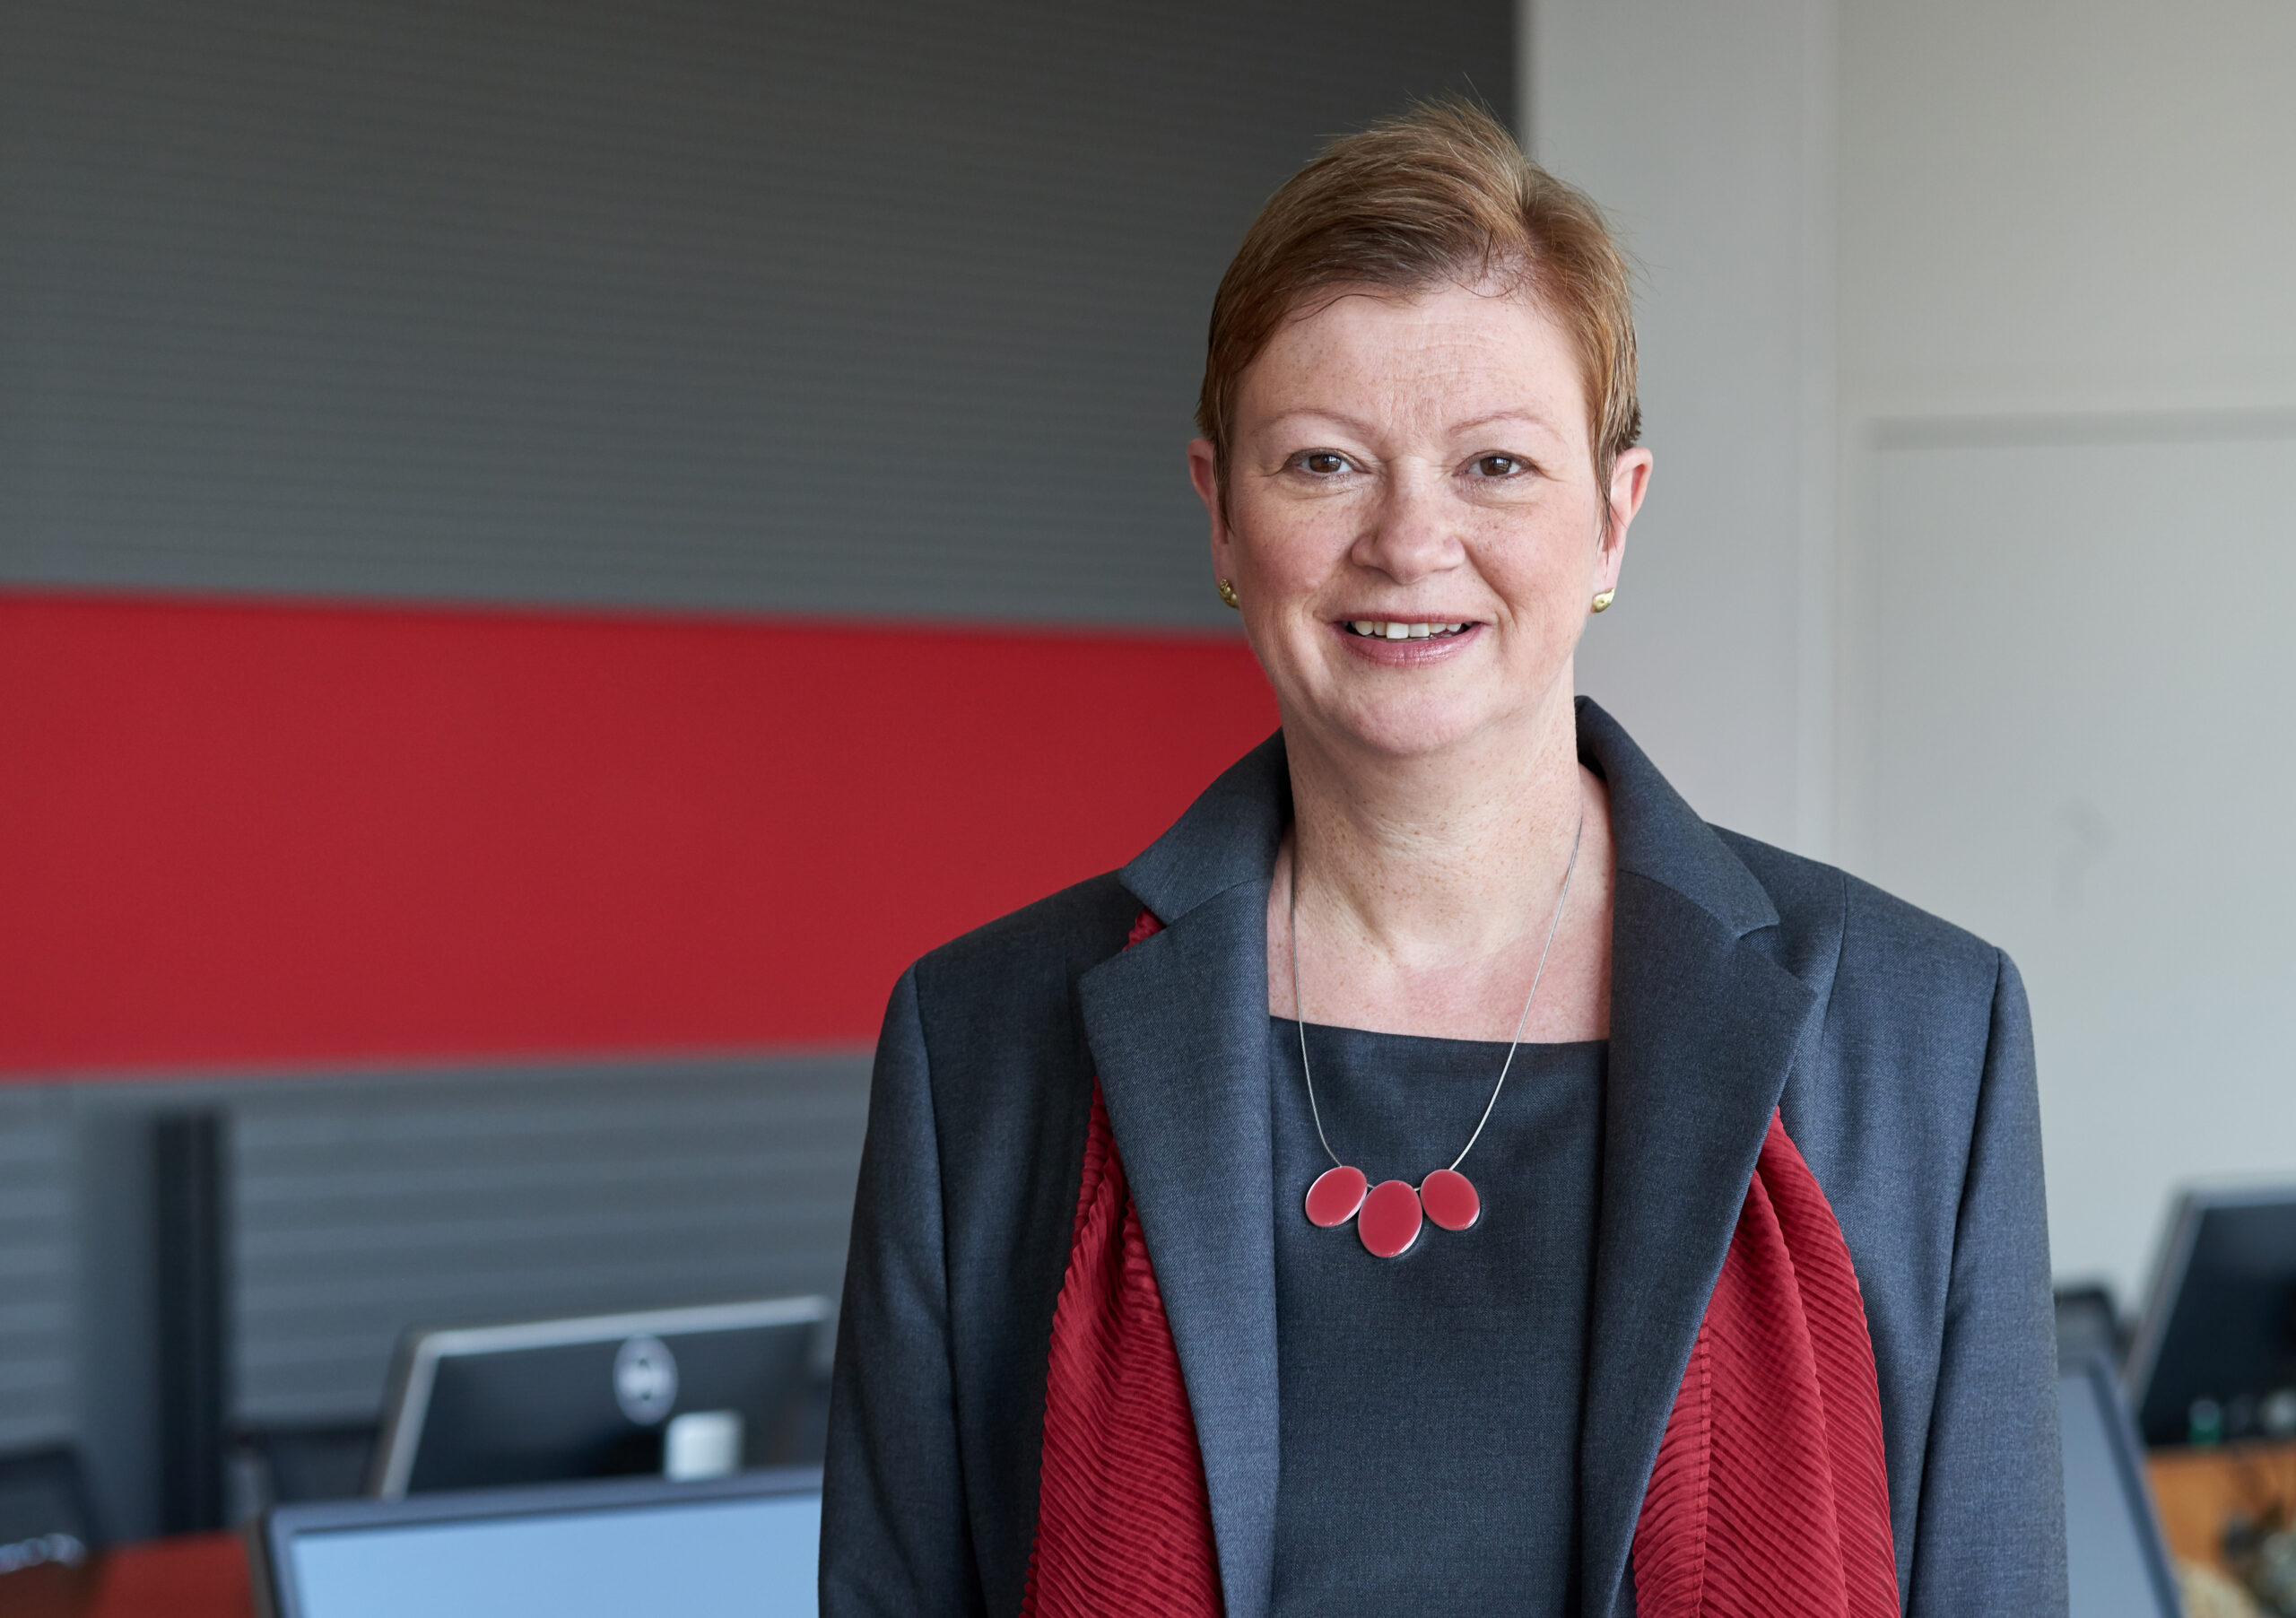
[1195,283,1640,764]
[1187,282,1654,1044]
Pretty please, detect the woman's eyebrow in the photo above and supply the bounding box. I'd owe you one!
[1258,407,1567,441]
[1447,409,1565,439]
[1259,407,1383,440]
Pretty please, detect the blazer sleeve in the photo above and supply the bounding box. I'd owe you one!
[1906,951,2069,1615]
[821,967,986,1618]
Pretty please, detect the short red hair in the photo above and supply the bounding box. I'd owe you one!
[1196,97,1639,500]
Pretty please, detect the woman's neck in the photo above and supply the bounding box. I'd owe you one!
[1271,684,1614,1042]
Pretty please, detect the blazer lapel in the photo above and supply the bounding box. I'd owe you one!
[1572,700,1824,1617]
[1082,887,1281,1618]
[1067,712,1824,1618]
[1080,733,1291,1618]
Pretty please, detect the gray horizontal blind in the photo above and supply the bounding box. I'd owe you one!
[0,0,1510,625]
[228,1055,869,1424]
[0,1090,74,1450]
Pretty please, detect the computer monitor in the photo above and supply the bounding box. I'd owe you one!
[2126,1186,2296,1448]
[369,1296,827,1497]
[254,1467,820,1618]
[2055,1283,2126,1368]
[2058,1353,2181,1618]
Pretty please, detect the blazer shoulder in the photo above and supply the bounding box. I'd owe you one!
[909,870,1141,1029]
[1714,830,2026,1193]
[1710,825,2007,996]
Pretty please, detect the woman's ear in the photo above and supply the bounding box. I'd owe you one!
[1600,447,1653,589]
[1188,437,1234,576]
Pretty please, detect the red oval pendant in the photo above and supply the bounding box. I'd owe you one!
[1357,1179,1422,1258]
[1304,1164,1368,1228]
[1419,1168,1481,1231]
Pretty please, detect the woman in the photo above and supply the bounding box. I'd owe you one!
[822,100,2064,1618]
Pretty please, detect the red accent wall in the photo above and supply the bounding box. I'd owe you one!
[0,592,1277,1077]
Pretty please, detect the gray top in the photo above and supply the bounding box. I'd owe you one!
[1270,1020,1606,1616]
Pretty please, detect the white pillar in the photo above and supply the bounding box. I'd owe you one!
[1523,0,1837,857]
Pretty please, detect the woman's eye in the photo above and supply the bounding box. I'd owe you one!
[1470,454,1525,477]
[1298,451,1352,475]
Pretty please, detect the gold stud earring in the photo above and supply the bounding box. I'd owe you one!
[1590,589,1615,613]
[1217,578,1240,610]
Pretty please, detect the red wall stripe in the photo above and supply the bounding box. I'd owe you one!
[0,592,1278,1078]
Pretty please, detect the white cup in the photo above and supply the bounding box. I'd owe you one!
[662,1408,744,1481]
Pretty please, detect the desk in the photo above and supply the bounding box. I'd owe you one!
[2150,1439,2296,1574]
[4,1460,2281,1614]
[0,1534,250,1618]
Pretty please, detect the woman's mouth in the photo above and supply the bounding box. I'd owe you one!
[1332,618,1484,662]
[1343,620,1473,640]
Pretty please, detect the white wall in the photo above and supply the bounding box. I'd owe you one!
[1848,426,2296,1306]
[1525,0,1837,856]
[1530,0,2296,1308]
[1835,0,2296,1306]
[1837,0,2296,421]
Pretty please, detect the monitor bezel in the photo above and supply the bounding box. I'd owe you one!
[368,1293,828,1497]
[253,1465,822,1618]
[2124,1182,2296,1438]
[2061,1351,2182,1617]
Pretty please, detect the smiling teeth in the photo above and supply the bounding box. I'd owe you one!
[1347,621,1466,639]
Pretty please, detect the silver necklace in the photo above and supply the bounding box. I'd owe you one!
[1290,813,1584,1258]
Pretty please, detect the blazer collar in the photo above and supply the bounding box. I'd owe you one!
[1118,727,1292,926]
[1118,699,1783,940]
[1575,700,1819,1615]
[1574,695,1779,939]
[1086,701,1819,1618]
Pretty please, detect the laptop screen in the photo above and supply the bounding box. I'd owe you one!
[268,1474,818,1618]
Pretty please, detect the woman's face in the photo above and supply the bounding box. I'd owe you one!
[1191,281,1650,764]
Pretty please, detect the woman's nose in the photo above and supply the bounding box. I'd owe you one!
[1350,466,1463,584]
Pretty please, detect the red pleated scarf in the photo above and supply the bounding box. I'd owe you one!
[1020,911,1899,1618]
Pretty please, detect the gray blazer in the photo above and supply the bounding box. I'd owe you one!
[823,698,2067,1618]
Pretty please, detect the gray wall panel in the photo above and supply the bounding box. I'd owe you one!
[228,1057,869,1422]
[0,0,1511,624]
[0,1089,74,1451]
[39,1051,866,1539]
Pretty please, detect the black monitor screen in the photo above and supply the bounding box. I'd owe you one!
[2128,1189,2296,1448]
[371,1297,825,1496]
